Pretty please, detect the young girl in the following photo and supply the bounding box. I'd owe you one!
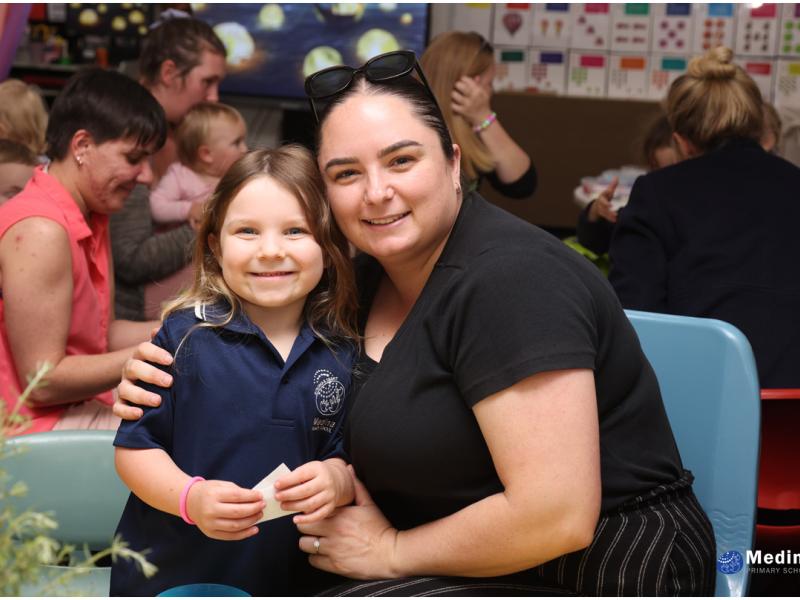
[111,146,358,596]
[149,102,248,227]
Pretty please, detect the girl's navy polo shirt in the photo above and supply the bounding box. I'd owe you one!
[111,304,354,597]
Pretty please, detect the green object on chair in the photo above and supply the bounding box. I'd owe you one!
[4,430,129,595]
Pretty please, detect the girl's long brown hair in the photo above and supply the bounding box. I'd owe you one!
[163,145,358,345]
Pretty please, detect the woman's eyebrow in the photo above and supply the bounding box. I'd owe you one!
[378,140,422,158]
[324,140,423,171]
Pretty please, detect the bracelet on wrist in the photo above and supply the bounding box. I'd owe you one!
[179,476,205,525]
[473,111,497,133]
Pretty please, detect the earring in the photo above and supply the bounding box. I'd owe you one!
[75,155,84,166]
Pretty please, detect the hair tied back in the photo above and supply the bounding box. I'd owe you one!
[687,46,737,81]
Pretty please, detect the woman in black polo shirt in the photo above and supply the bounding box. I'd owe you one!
[115,51,715,595]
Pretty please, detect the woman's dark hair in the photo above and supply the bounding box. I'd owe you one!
[46,69,167,160]
[315,73,455,163]
[138,17,225,88]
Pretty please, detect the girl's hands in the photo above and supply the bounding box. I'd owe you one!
[186,479,265,541]
[451,75,493,128]
[275,459,354,524]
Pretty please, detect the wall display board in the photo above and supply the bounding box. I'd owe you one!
[775,58,800,108]
[450,2,787,101]
[494,46,529,90]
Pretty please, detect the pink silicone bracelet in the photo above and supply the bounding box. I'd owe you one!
[179,476,205,525]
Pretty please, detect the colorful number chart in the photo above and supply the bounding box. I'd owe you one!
[570,3,611,51]
[651,4,693,53]
[735,3,779,57]
[528,48,568,93]
[692,3,736,54]
[567,51,608,96]
[493,4,533,46]
[774,58,800,107]
[531,3,572,49]
[647,54,688,100]
[451,3,494,41]
[608,53,649,98]
[779,4,800,57]
[736,59,775,102]
[610,4,652,53]
[494,47,529,91]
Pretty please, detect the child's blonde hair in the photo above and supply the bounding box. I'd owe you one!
[667,46,763,152]
[163,145,358,344]
[421,31,495,182]
[0,138,39,166]
[175,101,244,169]
[0,79,48,155]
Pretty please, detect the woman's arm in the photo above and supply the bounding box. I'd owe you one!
[452,76,531,184]
[298,368,601,580]
[115,447,265,541]
[0,217,139,405]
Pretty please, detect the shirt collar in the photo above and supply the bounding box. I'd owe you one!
[192,301,316,343]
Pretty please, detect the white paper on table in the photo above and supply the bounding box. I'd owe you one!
[252,463,299,524]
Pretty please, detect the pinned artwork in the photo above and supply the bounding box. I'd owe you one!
[570,3,611,51]
[608,53,649,98]
[736,58,776,102]
[452,3,494,40]
[531,3,572,49]
[610,3,652,53]
[528,48,568,93]
[494,47,529,91]
[774,58,800,108]
[647,54,688,100]
[567,51,608,96]
[651,4,693,53]
[735,3,779,57]
[692,3,736,54]
[778,4,800,57]
[493,4,532,46]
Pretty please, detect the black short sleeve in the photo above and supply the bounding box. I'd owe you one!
[447,250,597,407]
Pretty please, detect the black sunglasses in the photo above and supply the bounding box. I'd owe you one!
[304,50,440,123]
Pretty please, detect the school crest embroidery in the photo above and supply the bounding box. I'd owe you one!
[313,369,344,416]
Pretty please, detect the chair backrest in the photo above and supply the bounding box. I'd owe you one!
[4,429,128,550]
[625,310,761,597]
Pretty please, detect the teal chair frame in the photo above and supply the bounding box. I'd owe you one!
[4,429,129,595]
[626,310,761,597]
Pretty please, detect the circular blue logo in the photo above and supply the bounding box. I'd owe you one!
[717,551,744,574]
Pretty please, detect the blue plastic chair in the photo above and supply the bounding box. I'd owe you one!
[625,310,761,597]
[4,430,129,595]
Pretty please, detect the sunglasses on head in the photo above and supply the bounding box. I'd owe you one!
[304,50,440,123]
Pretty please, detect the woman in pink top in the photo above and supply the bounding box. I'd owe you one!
[0,69,167,433]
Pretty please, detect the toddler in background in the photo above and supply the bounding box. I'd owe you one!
[0,79,49,160]
[150,101,247,227]
[0,139,38,203]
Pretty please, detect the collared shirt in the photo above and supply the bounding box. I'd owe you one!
[112,304,354,596]
[0,166,112,433]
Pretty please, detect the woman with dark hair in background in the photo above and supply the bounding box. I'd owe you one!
[421,31,536,199]
[111,14,227,322]
[0,69,167,433]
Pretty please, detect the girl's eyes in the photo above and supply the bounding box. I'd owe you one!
[236,227,257,236]
[285,227,308,237]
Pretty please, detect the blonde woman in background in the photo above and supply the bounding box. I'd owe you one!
[610,46,800,391]
[0,79,48,159]
[421,31,535,199]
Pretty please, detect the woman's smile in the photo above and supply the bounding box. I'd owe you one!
[362,211,411,226]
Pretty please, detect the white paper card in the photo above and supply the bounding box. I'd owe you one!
[253,463,299,524]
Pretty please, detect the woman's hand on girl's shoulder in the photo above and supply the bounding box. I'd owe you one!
[113,340,176,420]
